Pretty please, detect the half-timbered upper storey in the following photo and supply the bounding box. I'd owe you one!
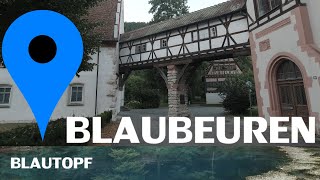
[119,0,250,72]
[246,0,303,30]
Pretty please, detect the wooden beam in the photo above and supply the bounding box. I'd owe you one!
[155,67,168,86]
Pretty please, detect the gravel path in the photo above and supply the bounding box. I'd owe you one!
[247,147,320,180]
[118,105,226,119]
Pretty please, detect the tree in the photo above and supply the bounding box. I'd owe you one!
[218,57,256,114]
[148,0,189,23]
[125,73,161,109]
[189,62,208,103]
[0,0,103,73]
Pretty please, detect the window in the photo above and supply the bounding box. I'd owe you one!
[211,27,218,37]
[276,60,302,81]
[161,39,168,48]
[135,45,141,54]
[0,86,11,107]
[256,0,281,17]
[69,84,84,105]
[135,43,147,53]
[206,81,224,93]
[141,44,147,52]
[206,81,224,88]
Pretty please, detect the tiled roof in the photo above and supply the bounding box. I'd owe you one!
[120,0,246,42]
[87,0,118,41]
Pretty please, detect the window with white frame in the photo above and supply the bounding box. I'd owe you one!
[160,39,168,48]
[256,0,282,17]
[0,85,12,107]
[69,84,84,105]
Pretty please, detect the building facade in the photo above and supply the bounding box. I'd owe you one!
[0,0,124,123]
[246,0,320,133]
[119,0,250,117]
[205,59,242,104]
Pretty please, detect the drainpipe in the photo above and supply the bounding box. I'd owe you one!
[95,47,100,116]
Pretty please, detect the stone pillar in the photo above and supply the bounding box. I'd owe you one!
[167,65,190,117]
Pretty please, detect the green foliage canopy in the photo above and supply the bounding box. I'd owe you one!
[125,73,161,109]
[148,0,189,23]
[0,0,103,73]
[218,57,256,114]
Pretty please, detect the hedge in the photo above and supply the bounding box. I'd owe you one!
[0,111,112,146]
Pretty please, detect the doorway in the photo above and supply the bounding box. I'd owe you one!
[276,60,309,119]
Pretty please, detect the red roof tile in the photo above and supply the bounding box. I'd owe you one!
[87,0,118,41]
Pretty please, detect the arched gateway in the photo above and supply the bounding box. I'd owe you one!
[276,60,309,119]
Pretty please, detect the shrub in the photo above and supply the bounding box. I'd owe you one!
[218,72,256,114]
[126,100,142,109]
[0,111,113,146]
[99,111,113,125]
[139,89,160,109]
[125,74,161,109]
[0,124,42,146]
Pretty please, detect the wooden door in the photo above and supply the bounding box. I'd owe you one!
[276,60,309,120]
[278,84,296,117]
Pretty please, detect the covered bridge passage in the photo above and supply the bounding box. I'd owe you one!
[118,0,251,116]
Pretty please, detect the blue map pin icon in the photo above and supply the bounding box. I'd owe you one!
[2,10,83,139]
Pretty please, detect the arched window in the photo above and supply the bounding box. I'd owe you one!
[276,60,302,81]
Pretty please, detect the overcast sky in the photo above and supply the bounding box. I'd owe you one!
[124,0,228,22]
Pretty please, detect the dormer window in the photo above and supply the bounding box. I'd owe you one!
[256,0,281,18]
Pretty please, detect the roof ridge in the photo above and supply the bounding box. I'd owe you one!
[125,0,237,34]
[121,0,246,41]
